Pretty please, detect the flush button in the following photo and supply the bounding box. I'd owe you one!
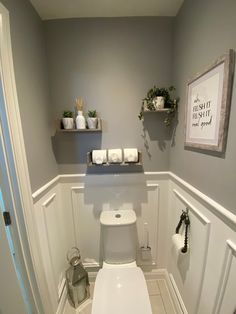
[115,214,121,218]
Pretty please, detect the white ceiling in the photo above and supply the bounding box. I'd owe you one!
[29,0,184,20]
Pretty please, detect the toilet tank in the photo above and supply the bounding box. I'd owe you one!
[100,210,137,264]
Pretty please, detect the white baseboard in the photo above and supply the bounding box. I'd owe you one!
[169,273,188,314]
[56,285,67,314]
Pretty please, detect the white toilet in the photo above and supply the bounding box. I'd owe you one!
[92,210,152,314]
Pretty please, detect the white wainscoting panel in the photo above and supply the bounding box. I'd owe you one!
[31,172,236,314]
[168,188,211,314]
[71,186,102,267]
[34,192,58,312]
[213,240,236,314]
[42,193,58,297]
[32,172,169,313]
[70,181,160,267]
[168,179,236,314]
[136,183,159,266]
[33,183,75,312]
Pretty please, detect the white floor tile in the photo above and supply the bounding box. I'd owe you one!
[146,279,160,295]
[150,295,166,314]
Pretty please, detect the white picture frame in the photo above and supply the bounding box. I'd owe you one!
[185,50,234,152]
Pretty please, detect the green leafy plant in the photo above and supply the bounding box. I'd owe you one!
[138,85,179,126]
[87,110,97,118]
[63,110,73,118]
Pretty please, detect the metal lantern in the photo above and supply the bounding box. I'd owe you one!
[66,247,90,308]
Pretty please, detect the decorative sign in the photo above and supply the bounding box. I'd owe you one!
[185,50,234,152]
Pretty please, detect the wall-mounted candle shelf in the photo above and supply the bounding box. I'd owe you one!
[58,118,102,133]
[87,151,142,167]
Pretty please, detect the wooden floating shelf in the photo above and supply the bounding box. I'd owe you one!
[58,118,102,133]
[143,108,169,113]
[87,151,142,167]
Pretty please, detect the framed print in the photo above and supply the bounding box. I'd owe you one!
[185,49,234,152]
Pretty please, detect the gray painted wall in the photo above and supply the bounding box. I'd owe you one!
[170,0,236,214]
[1,0,58,192]
[3,0,235,214]
[44,17,174,174]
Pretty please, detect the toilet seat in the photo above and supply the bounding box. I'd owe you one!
[91,265,152,314]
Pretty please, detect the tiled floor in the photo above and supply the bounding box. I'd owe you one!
[64,277,176,314]
[147,279,176,314]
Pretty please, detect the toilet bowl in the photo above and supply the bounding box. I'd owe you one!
[91,210,152,314]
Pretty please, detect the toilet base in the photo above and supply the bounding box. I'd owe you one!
[92,265,152,314]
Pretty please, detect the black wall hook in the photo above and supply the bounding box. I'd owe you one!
[175,208,190,253]
[175,210,187,234]
[181,213,190,253]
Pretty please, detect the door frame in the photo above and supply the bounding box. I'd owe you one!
[0,3,52,313]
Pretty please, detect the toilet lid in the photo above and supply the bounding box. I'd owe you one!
[92,266,152,314]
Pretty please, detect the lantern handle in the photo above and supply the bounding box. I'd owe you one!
[67,247,80,263]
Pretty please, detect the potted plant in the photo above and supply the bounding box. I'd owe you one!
[62,110,74,129]
[138,85,179,126]
[87,110,98,129]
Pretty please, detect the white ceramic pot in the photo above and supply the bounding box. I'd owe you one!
[87,117,98,129]
[154,96,165,110]
[62,117,74,129]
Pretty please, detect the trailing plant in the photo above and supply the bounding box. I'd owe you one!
[138,85,179,126]
[163,98,179,126]
[87,110,97,118]
[63,110,73,118]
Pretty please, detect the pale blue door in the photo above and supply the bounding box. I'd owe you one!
[0,124,28,314]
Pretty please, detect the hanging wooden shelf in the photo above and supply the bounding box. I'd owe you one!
[143,108,169,113]
[58,118,102,133]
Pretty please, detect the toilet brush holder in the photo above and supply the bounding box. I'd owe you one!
[140,222,151,257]
[140,246,151,260]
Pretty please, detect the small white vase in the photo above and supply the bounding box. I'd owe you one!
[87,117,98,129]
[62,117,74,129]
[76,111,86,129]
[154,96,165,110]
